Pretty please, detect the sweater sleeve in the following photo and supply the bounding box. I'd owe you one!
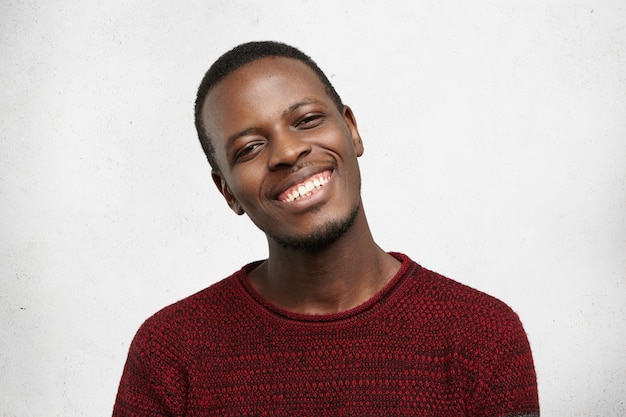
[112,317,189,417]
[464,308,540,417]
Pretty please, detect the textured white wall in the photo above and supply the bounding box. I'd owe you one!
[1,1,625,415]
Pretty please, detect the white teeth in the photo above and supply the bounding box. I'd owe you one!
[282,173,330,202]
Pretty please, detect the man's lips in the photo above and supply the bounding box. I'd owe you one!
[277,170,333,202]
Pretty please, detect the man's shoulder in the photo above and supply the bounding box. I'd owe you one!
[153,275,237,321]
[419,265,515,315]
[132,266,250,346]
[400,255,524,336]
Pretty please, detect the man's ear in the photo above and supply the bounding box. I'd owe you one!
[211,170,245,215]
[342,105,364,157]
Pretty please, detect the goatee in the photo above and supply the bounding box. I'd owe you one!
[268,202,361,252]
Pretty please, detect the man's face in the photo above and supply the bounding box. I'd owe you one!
[201,57,364,249]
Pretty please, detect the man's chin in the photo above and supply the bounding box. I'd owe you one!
[267,203,360,252]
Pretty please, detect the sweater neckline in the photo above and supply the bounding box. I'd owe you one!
[235,252,416,324]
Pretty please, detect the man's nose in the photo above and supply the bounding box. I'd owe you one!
[267,129,312,170]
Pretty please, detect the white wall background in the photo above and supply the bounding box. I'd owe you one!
[1,1,625,415]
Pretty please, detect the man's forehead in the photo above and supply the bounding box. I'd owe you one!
[201,57,329,123]
[212,56,322,96]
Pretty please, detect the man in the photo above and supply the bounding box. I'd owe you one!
[113,41,539,416]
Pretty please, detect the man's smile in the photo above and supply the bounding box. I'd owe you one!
[278,170,332,203]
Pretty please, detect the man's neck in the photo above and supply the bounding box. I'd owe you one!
[247,211,401,315]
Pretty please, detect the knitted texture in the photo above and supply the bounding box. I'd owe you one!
[113,253,539,416]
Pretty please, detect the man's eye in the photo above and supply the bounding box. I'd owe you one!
[235,142,263,161]
[296,114,324,128]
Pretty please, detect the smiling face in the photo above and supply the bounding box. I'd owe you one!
[200,57,365,250]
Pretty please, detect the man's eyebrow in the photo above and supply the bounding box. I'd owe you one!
[226,127,256,145]
[283,98,325,117]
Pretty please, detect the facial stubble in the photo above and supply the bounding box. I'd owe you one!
[267,200,361,251]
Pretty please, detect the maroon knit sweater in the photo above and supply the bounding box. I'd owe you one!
[113,253,539,416]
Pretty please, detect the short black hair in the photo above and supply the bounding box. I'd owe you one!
[194,41,343,171]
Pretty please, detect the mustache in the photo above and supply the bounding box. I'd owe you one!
[287,159,335,174]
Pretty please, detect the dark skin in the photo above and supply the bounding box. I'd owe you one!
[201,57,400,315]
